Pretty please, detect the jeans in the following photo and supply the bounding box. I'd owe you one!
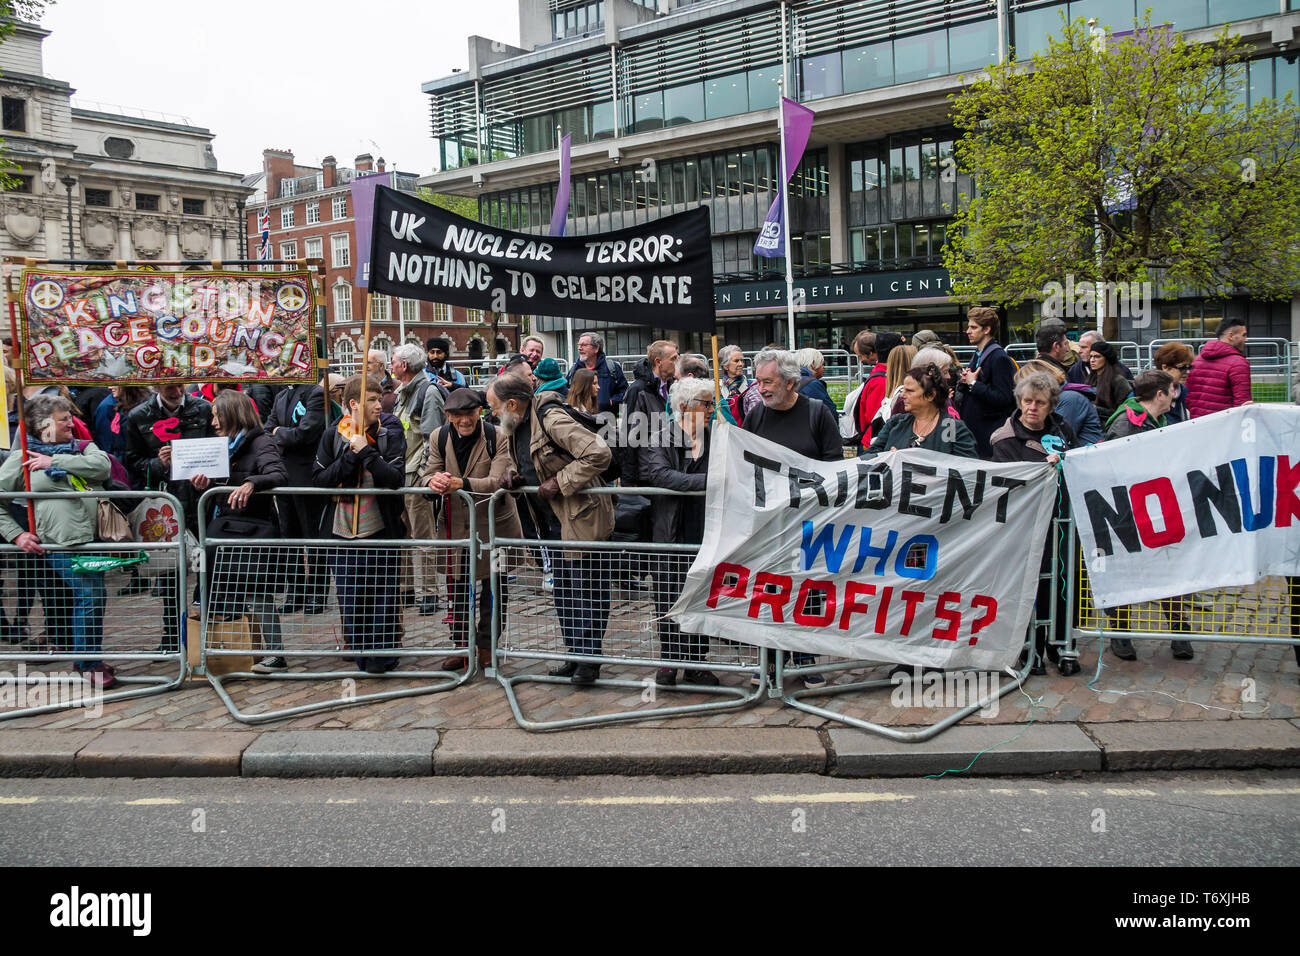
[45,554,106,671]
[550,551,611,656]
[328,543,401,667]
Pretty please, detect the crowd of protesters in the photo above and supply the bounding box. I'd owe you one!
[0,312,1290,691]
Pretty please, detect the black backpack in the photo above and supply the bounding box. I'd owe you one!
[536,403,622,485]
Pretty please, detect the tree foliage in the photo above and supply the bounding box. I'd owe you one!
[944,13,1300,336]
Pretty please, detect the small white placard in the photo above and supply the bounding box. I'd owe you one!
[170,437,230,481]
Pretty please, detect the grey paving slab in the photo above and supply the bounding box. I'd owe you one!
[242,731,438,777]
[1086,719,1300,771]
[75,730,255,777]
[434,728,827,775]
[828,723,1102,777]
[0,730,103,777]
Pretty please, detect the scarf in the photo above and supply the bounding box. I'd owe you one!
[1105,396,1167,431]
[27,438,80,480]
[450,421,481,471]
[227,429,247,458]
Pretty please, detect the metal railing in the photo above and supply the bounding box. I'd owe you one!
[1147,337,1293,404]
[0,490,188,721]
[198,486,480,724]
[487,486,769,730]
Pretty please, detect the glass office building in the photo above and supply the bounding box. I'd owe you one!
[422,0,1299,355]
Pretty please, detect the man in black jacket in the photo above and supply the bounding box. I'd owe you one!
[622,339,679,486]
[264,379,329,613]
[955,306,1016,459]
[122,384,214,650]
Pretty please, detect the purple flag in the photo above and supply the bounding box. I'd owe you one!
[549,134,572,237]
[754,97,815,258]
[351,170,393,286]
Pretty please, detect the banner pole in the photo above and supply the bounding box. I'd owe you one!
[353,291,372,537]
[711,333,721,417]
[3,265,36,533]
[777,86,796,350]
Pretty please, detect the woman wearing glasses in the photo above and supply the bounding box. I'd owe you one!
[863,364,977,459]
[1152,342,1195,424]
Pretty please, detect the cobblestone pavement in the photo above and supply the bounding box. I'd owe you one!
[1,565,1295,731]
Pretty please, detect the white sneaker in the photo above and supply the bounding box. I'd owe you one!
[542,572,553,592]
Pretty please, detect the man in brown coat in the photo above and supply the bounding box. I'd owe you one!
[486,374,614,685]
[421,388,521,670]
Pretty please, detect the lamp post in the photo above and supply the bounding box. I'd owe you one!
[236,199,246,258]
[60,175,76,258]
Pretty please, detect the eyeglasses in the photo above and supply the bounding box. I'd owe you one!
[692,400,716,409]
[1177,364,1192,373]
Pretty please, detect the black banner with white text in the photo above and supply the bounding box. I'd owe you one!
[368,186,716,334]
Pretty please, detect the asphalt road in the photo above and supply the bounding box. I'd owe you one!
[2,770,1298,867]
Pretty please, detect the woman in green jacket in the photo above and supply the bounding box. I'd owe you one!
[0,395,115,688]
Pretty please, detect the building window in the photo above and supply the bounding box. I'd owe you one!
[1,96,25,132]
[370,333,394,360]
[6,175,32,193]
[332,195,348,219]
[281,178,297,197]
[334,336,357,375]
[281,240,298,261]
[306,202,320,224]
[281,207,295,229]
[370,293,389,320]
[432,302,450,324]
[334,284,353,324]
[331,233,350,268]
[400,299,419,325]
[84,188,113,207]
[102,136,135,159]
[136,193,160,211]
[182,198,205,215]
[305,237,322,261]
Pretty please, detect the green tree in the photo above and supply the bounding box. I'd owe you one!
[944,13,1300,339]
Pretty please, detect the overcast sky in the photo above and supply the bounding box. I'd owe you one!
[38,0,522,179]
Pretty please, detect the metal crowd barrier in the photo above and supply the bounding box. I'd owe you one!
[197,486,480,724]
[774,513,1051,741]
[487,486,769,731]
[1147,337,1292,403]
[1067,519,1300,658]
[0,490,188,720]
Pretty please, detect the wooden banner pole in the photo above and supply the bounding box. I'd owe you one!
[711,333,721,420]
[353,291,372,536]
[3,264,37,533]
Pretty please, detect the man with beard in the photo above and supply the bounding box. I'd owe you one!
[426,337,466,390]
[487,373,614,686]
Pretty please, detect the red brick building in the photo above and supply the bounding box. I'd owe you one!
[244,148,519,374]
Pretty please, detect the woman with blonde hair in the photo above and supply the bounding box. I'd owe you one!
[872,344,916,432]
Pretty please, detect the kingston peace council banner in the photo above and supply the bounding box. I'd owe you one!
[19,269,318,385]
[368,185,716,334]
[1062,404,1300,611]
[670,424,1059,671]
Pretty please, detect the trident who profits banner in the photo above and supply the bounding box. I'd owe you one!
[670,424,1059,671]
[368,185,716,334]
[1063,405,1300,610]
[20,269,318,386]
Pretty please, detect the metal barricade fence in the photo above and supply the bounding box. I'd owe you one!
[1147,337,1292,403]
[773,516,1054,742]
[487,486,769,731]
[198,486,480,724]
[1067,518,1300,657]
[0,490,187,720]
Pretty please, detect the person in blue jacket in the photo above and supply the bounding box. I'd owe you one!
[794,347,838,418]
[565,331,628,415]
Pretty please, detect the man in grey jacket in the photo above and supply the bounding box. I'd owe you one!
[391,342,445,616]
